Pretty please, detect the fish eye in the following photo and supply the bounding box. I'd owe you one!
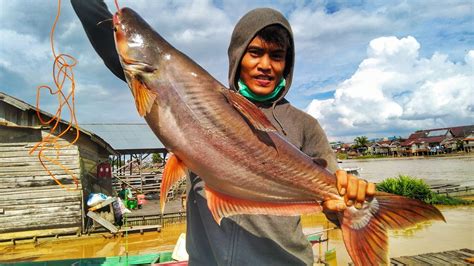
[113,26,118,32]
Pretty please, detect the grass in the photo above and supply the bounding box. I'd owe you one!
[428,193,472,205]
[376,175,472,205]
[336,153,348,160]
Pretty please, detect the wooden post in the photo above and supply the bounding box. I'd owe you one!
[140,153,144,193]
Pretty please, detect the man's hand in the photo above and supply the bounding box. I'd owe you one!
[323,170,376,211]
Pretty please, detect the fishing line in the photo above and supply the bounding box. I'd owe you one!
[29,0,80,191]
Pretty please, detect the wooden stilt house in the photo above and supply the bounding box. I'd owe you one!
[0,92,116,242]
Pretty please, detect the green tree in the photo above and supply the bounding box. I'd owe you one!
[353,136,369,148]
[456,139,464,151]
[152,153,163,164]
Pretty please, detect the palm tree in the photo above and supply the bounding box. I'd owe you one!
[354,136,369,151]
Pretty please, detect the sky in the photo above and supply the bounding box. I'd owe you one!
[0,0,473,142]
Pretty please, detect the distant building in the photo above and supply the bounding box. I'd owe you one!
[463,133,474,152]
[369,140,391,155]
[400,125,474,155]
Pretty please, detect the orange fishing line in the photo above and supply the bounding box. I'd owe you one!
[29,0,80,191]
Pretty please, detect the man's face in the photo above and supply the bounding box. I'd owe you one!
[239,36,286,96]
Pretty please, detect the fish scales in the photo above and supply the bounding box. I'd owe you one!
[162,62,329,200]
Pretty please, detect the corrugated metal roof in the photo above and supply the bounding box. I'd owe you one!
[81,123,166,153]
[0,91,117,155]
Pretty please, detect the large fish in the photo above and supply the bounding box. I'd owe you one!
[112,8,444,265]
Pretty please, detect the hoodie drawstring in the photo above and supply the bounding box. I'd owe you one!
[271,101,287,136]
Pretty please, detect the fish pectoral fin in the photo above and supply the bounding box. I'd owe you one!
[221,89,277,132]
[160,154,188,214]
[131,77,157,117]
[204,185,322,225]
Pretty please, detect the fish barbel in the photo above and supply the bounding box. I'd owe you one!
[112,8,444,265]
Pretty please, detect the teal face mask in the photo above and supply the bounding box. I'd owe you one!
[238,78,286,102]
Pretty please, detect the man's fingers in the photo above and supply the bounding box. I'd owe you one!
[336,170,348,196]
[345,175,358,206]
[366,182,376,198]
[323,199,346,212]
[355,180,367,209]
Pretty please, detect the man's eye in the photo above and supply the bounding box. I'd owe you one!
[248,49,261,57]
[271,53,285,60]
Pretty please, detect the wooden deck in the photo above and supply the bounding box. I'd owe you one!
[390,248,474,265]
[430,183,473,197]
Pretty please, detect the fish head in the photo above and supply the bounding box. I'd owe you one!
[113,7,162,116]
[113,7,158,77]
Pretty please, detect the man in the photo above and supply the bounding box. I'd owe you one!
[118,183,132,201]
[71,2,374,265]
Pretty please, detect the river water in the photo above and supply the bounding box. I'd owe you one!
[340,155,474,186]
[0,156,473,264]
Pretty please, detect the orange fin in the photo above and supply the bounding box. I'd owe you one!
[205,185,322,225]
[160,154,188,214]
[222,89,277,132]
[131,77,157,116]
[339,192,445,265]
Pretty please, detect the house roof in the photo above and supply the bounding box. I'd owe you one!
[0,91,117,155]
[426,129,449,137]
[81,123,167,154]
[449,125,474,138]
[421,125,474,138]
[417,136,445,144]
[402,125,474,146]
[407,131,426,140]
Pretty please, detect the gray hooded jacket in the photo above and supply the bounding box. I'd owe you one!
[216,8,338,265]
[72,2,337,265]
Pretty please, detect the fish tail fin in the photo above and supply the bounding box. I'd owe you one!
[339,192,445,266]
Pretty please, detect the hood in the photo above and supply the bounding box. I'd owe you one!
[227,8,295,105]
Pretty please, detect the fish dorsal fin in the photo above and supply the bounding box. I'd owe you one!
[160,154,188,214]
[131,77,157,117]
[204,185,322,225]
[222,89,277,132]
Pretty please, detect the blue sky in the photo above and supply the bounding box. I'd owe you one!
[0,0,472,141]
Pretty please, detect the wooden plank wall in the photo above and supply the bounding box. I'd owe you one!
[0,127,82,241]
[76,133,112,196]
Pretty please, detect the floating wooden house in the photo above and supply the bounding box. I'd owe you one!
[0,92,117,242]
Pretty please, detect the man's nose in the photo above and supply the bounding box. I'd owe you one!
[257,54,271,71]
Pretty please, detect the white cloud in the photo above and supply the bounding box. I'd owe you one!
[0,0,472,130]
[306,36,474,141]
[0,29,52,87]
